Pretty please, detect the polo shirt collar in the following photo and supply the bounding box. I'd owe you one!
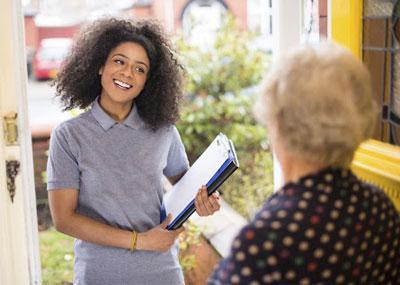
[123,103,145,130]
[91,99,144,131]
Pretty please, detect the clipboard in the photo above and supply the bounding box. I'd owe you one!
[161,133,239,230]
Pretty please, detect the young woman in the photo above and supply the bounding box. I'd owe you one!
[47,18,220,284]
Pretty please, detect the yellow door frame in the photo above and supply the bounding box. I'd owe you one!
[330,0,363,59]
[330,0,400,211]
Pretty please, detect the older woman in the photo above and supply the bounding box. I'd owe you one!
[208,42,400,284]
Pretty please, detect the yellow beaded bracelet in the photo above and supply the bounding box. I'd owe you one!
[130,231,137,251]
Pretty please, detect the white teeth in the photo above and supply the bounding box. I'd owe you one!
[113,79,132,89]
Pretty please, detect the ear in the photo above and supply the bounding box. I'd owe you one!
[98,66,103,75]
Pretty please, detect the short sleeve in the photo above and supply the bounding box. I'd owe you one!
[46,125,80,190]
[163,126,189,177]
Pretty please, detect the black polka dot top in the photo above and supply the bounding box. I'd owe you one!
[209,168,400,285]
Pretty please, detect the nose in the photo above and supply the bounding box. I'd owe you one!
[120,64,133,78]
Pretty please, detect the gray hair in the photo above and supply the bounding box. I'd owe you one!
[254,42,378,167]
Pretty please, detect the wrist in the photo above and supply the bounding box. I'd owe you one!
[130,231,138,251]
[136,232,145,250]
[123,230,133,250]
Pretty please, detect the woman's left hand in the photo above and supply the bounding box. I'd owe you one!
[194,185,221,216]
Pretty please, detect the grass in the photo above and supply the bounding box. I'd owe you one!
[39,228,74,285]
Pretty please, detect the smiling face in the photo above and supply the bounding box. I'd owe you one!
[98,41,150,110]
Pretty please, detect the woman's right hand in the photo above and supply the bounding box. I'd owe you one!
[136,214,184,252]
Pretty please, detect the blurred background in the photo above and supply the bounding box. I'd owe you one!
[20,0,400,284]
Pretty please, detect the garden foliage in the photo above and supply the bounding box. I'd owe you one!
[176,14,274,219]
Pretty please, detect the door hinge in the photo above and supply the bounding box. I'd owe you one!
[6,160,20,203]
[3,112,18,146]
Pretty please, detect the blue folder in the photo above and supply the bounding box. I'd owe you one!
[161,133,239,230]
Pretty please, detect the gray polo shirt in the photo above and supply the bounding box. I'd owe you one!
[47,99,189,285]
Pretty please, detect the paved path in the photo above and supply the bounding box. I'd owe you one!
[27,79,72,136]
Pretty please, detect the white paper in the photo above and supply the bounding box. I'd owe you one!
[163,135,229,220]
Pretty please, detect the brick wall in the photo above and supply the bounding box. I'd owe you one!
[32,136,48,199]
[130,0,248,32]
[32,134,51,230]
[24,15,39,50]
[38,25,81,43]
[224,0,247,29]
[130,6,153,18]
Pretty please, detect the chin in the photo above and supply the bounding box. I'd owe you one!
[107,93,137,103]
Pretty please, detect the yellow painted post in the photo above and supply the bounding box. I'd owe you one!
[331,1,400,211]
[330,0,363,59]
[351,140,400,211]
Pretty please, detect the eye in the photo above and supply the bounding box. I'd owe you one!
[135,66,146,74]
[114,59,124,65]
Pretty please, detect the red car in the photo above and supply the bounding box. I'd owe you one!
[32,38,72,80]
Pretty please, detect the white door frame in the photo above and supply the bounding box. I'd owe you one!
[0,0,41,284]
[271,0,302,191]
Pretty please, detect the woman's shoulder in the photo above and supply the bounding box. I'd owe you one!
[52,110,92,136]
[357,177,399,216]
[243,193,298,235]
[54,111,90,132]
[151,123,181,138]
[158,123,178,132]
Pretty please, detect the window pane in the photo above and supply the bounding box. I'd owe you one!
[364,0,393,17]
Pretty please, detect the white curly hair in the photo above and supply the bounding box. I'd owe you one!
[254,42,378,167]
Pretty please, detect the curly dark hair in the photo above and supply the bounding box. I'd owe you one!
[54,17,183,130]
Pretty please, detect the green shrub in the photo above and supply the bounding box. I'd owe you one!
[176,14,269,99]
[177,95,273,219]
[224,150,274,219]
[176,13,273,219]
[178,221,202,277]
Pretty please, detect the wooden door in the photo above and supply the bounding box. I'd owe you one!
[0,0,41,284]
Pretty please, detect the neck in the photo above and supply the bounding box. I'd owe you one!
[280,153,327,184]
[98,96,133,123]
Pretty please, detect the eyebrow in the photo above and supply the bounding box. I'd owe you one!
[112,53,149,68]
